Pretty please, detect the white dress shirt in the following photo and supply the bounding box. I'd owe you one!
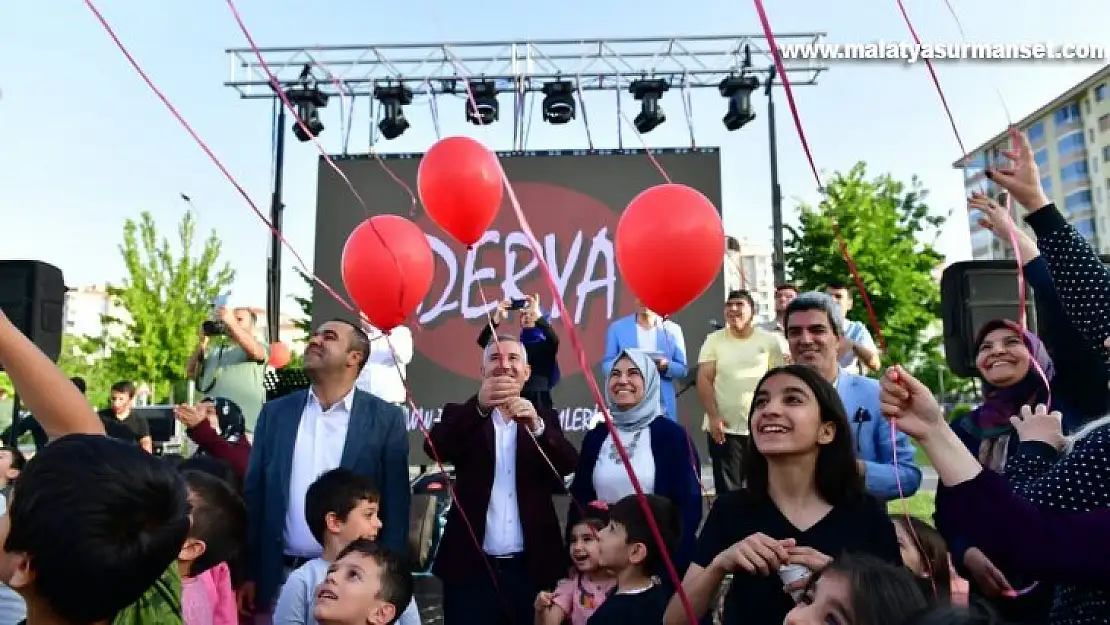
[283,387,355,557]
[355,326,413,404]
[482,408,545,556]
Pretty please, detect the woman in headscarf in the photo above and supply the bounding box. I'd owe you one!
[173,397,251,483]
[940,319,1063,623]
[477,294,560,409]
[567,349,702,576]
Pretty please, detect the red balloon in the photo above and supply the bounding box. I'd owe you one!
[417,136,503,246]
[615,184,724,317]
[341,215,434,331]
[269,342,291,369]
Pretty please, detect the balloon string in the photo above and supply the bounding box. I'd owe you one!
[893,7,1050,401]
[616,110,673,183]
[441,47,697,625]
[222,0,414,319]
[78,0,357,316]
[301,48,420,217]
[754,0,927,591]
[472,284,597,527]
[938,0,1014,125]
[378,336,515,618]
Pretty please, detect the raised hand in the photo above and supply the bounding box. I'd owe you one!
[879,365,944,442]
[986,129,1050,211]
[1010,403,1066,451]
[968,192,1016,239]
[477,376,519,410]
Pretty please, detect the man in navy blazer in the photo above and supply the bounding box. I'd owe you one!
[240,319,410,620]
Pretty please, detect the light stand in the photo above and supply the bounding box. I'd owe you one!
[267,101,287,345]
[766,64,786,286]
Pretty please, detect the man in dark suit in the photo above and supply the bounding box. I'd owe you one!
[240,319,410,622]
[427,334,578,625]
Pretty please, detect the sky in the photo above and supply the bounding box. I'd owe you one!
[2,0,1107,313]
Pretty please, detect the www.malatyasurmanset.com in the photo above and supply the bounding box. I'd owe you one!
[776,41,1107,63]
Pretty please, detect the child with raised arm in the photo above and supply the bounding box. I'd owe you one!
[535,503,616,625]
[586,494,680,625]
[272,468,420,625]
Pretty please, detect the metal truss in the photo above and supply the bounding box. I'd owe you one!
[225,34,828,99]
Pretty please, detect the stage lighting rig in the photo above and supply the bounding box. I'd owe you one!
[285,66,328,142]
[719,74,759,131]
[374,84,414,140]
[541,80,576,124]
[629,78,669,134]
[465,80,499,125]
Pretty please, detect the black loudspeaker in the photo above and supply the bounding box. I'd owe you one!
[0,261,66,367]
[942,257,1110,377]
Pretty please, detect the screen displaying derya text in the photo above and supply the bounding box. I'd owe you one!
[313,148,724,464]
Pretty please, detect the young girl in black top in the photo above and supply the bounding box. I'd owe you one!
[663,364,902,625]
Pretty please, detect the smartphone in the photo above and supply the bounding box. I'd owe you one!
[508,298,529,310]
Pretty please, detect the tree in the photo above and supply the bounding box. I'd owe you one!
[908,336,977,403]
[87,211,235,402]
[784,162,946,367]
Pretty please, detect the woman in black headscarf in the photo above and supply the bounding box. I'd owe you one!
[174,396,251,481]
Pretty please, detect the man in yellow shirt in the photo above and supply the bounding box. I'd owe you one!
[696,290,784,493]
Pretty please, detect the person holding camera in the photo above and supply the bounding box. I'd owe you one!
[186,306,268,434]
[477,295,560,410]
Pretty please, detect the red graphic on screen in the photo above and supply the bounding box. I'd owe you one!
[413,181,638,380]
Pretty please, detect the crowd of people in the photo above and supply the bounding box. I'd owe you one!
[0,129,1106,625]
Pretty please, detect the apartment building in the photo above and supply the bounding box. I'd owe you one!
[724,239,776,322]
[957,64,1110,260]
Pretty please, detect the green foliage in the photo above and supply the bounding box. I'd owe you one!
[85,211,234,402]
[57,334,115,408]
[784,162,946,366]
[292,267,313,341]
[909,336,977,402]
[0,373,11,396]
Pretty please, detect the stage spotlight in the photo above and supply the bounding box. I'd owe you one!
[285,76,329,142]
[375,84,414,140]
[465,80,499,125]
[719,74,759,131]
[541,81,576,124]
[629,79,669,134]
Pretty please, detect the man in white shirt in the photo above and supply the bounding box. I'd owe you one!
[425,335,578,625]
[354,323,414,405]
[240,319,410,622]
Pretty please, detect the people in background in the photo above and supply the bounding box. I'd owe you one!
[783,292,921,500]
[603,304,688,422]
[824,282,881,374]
[175,396,251,482]
[724,235,744,294]
[187,306,268,433]
[178,470,246,625]
[355,322,414,406]
[697,289,785,493]
[426,335,578,625]
[478,295,560,410]
[99,380,152,453]
[568,349,702,576]
[757,283,798,342]
[534,503,615,625]
[241,319,410,622]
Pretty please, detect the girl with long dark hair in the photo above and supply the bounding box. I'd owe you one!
[663,364,901,625]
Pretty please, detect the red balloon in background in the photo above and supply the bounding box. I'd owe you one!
[417,136,503,246]
[269,342,291,369]
[615,184,724,317]
[341,215,434,331]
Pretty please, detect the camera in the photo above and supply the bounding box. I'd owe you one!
[203,291,232,336]
[202,319,228,336]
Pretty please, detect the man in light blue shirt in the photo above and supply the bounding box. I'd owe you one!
[825,282,882,375]
[783,292,921,499]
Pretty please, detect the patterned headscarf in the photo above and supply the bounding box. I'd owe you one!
[964,319,1054,470]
